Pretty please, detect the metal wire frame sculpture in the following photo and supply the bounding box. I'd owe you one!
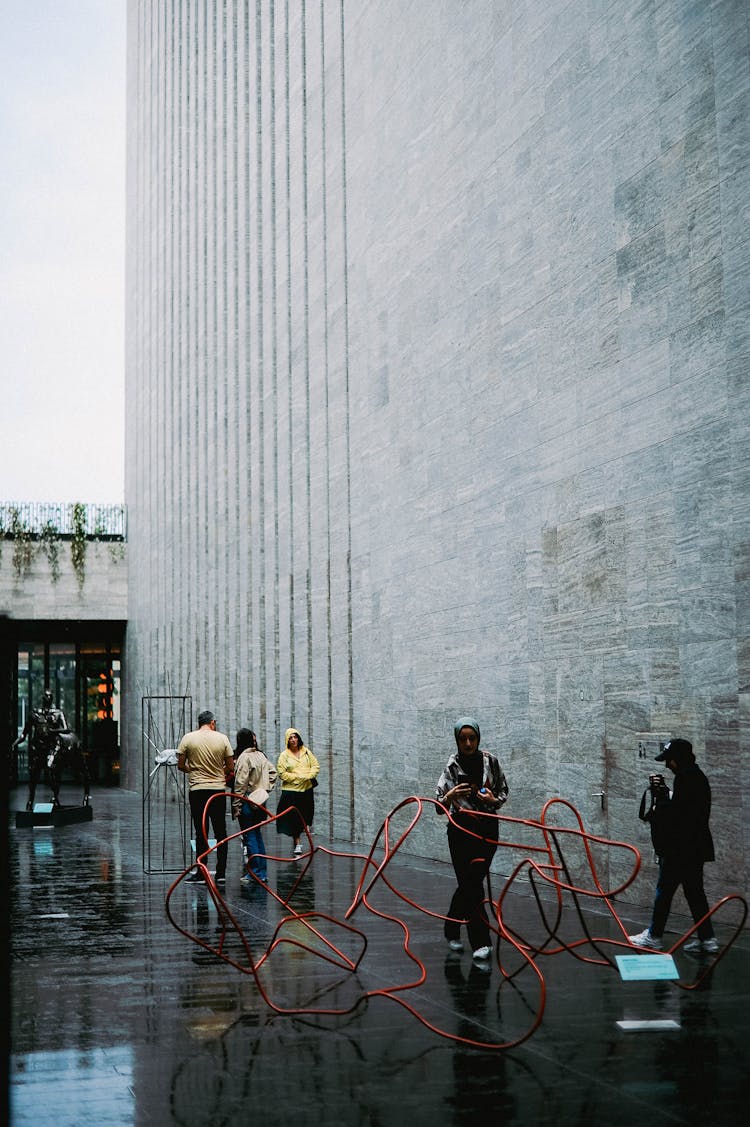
[165,792,747,1050]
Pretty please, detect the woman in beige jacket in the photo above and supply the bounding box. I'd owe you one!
[232,728,276,883]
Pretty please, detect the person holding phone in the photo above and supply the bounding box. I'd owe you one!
[629,738,718,953]
[435,717,509,961]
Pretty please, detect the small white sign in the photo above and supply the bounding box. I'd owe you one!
[617,1019,680,1032]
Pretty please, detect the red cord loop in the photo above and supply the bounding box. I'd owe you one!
[165,792,747,1050]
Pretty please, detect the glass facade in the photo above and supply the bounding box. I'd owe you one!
[15,638,123,785]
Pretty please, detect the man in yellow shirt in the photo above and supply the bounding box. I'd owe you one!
[177,710,234,884]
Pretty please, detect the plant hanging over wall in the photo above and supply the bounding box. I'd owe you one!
[10,507,35,582]
[39,519,62,583]
[71,502,88,591]
[1,500,125,589]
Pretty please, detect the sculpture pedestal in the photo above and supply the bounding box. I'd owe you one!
[15,803,94,829]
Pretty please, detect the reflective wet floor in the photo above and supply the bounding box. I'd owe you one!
[9,786,750,1125]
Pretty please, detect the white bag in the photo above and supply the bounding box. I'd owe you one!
[246,786,269,806]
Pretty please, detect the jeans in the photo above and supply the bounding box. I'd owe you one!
[238,807,268,881]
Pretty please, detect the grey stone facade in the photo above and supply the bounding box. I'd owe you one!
[126,1,750,911]
[0,542,127,621]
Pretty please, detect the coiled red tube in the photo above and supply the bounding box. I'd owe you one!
[164,791,746,1047]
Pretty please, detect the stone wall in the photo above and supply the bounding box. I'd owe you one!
[126,0,750,913]
[0,540,127,621]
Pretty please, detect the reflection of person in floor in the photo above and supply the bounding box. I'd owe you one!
[653,981,719,1123]
[435,717,509,962]
[443,955,515,1123]
[444,949,492,1010]
[629,737,718,953]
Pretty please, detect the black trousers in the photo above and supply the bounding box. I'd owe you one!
[189,788,228,878]
[445,821,498,951]
[650,855,714,940]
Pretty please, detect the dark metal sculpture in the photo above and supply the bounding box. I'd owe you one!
[13,688,90,810]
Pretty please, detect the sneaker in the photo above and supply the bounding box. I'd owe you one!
[472,945,492,960]
[293,843,303,856]
[682,935,718,952]
[184,872,206,884]
[628,928,662,950]
[215,876,226,886]
[240,873,252,884]
[447,939,464,952]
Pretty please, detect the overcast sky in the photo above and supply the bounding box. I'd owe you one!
[0,0,126,504]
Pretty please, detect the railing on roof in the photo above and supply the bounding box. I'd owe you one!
[0,502,127,541]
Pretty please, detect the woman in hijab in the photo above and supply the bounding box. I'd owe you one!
[232,728,276,883]
[435,717,509,961]
[276,728,320,856]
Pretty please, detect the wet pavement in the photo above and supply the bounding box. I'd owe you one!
[8,785,750,1126]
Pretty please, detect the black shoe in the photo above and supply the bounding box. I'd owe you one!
[185,872,206,883]
[215,876,226,886]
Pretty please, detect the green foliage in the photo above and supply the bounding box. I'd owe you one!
[71,502,88,591]
[39,520,62,584]
[10,507,36,582]
[1,502,126,589]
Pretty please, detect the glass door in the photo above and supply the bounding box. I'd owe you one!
[80,645,121,784]
[49,643,77,731]
[16,643,46,782]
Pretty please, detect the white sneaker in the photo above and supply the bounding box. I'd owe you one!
[472,945,492,960]
[686,936,719,953]
[293,843,303,856]
[628,928,663,950]
[447,939,464,952]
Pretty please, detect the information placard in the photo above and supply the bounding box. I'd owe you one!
[615,953,679,981]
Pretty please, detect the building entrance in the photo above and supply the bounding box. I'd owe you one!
[7,624,125,789]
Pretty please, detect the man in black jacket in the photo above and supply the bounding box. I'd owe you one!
[629,738,718,953]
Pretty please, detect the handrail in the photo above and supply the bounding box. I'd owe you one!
[0,501,127,540]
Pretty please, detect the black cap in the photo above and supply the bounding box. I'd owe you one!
[655,738,693,763]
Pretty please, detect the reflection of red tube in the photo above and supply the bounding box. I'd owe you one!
[164,792,747,1050]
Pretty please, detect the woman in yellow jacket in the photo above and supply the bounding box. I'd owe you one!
[276,728,320,855]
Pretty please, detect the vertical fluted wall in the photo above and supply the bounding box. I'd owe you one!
[127,1,749,906]
[126,0,354,838]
